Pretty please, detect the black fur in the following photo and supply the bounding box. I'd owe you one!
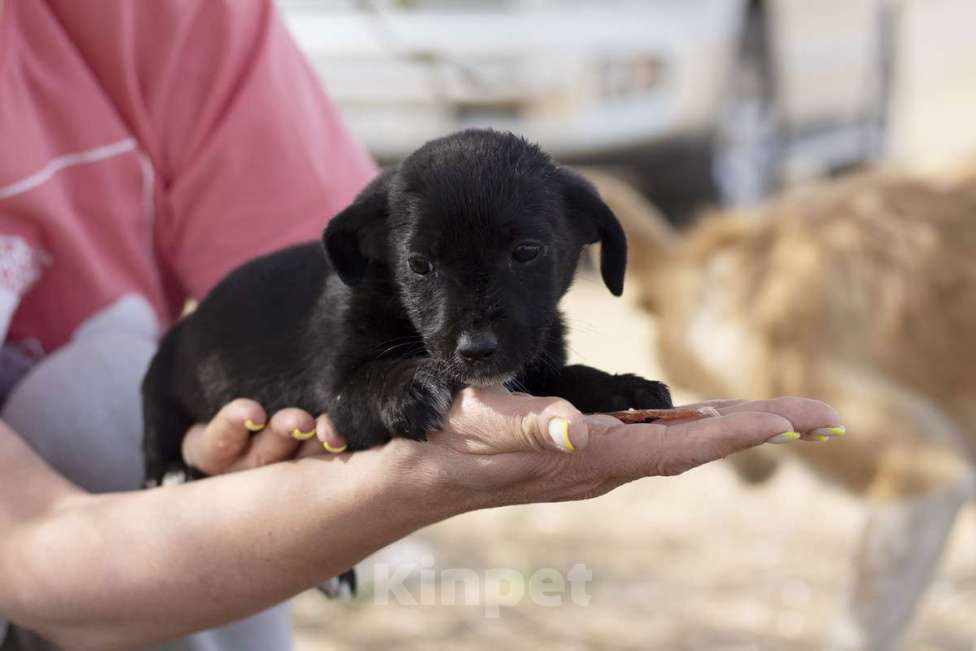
[142,129,672,483]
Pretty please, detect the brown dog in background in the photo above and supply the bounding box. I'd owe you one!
[584,167,976,651]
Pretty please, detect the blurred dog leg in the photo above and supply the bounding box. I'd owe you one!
[830,469,975,651]
[727,446,781,484]
[813,364,976,651]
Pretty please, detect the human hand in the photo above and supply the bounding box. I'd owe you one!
[377,387,843,512]
[181,388,842,513]
[180,399,350,475]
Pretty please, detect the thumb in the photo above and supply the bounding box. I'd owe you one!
[435,386,590,454]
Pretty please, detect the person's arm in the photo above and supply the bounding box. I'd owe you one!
[0,417,449,650]
[0,387,841,650]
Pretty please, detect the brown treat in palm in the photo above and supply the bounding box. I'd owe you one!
[602,406,720,424]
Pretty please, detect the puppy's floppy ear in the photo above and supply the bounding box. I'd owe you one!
[322,170,393,286]
[558,167,628,296]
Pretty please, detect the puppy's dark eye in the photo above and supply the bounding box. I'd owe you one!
[408,255,434,275]
[512,242,542,264]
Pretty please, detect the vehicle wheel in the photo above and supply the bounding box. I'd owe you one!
[711,7,781,206]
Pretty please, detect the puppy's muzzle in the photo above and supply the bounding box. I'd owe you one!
[456,331,498,365]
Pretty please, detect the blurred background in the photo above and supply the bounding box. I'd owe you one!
[275,1,976,648]
[279,0,976,219]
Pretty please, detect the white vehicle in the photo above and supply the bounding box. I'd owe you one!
[279,0,892,208]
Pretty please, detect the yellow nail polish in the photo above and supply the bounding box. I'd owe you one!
[323,440,348,454]
[548,417,575,452]
[244,419,265,432]
[810,425,847,438]
[814,434,830,442]
[767,431,801,444]
[292,428,316,441]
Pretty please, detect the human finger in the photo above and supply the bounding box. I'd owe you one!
[587,410,799,478]
[181,399,266,475]
[316,413,350,454]
[709,397,843,439]
[227,408,314,471]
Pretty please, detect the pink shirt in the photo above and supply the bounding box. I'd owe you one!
[0,0,376,387]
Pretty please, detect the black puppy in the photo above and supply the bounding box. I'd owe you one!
[142,128,672,484]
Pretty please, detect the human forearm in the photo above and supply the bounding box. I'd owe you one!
[1,427,448,650]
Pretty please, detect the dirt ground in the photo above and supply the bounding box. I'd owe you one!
[290,274,975,651]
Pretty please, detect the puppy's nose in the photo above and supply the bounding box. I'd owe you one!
[457,332,498,363]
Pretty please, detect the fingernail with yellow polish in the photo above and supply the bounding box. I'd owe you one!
[811,425,846,438]
[813,434,830,442]
[548,417,575,452]
[244,419,265,432]
[292,428,316,441]
[766,431,801,444]
[323,440,348,454]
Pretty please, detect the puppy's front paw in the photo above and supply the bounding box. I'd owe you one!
[599,373,673,412]
[384,376,456,441]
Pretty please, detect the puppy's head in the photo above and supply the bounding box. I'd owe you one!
[323,129,626,385]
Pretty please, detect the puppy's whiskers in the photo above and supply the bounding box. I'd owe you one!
[504,376,529,393]
[466,372,516,388]
[563,317,602,337]
[375,343,425,359]
[371,335,426,360]
[534,350,564,375]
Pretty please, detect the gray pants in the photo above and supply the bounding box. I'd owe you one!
[0,296,292,651]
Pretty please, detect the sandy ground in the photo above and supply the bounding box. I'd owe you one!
[290,273,975,651]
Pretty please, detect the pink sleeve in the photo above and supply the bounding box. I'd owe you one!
[48,0,378,299]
